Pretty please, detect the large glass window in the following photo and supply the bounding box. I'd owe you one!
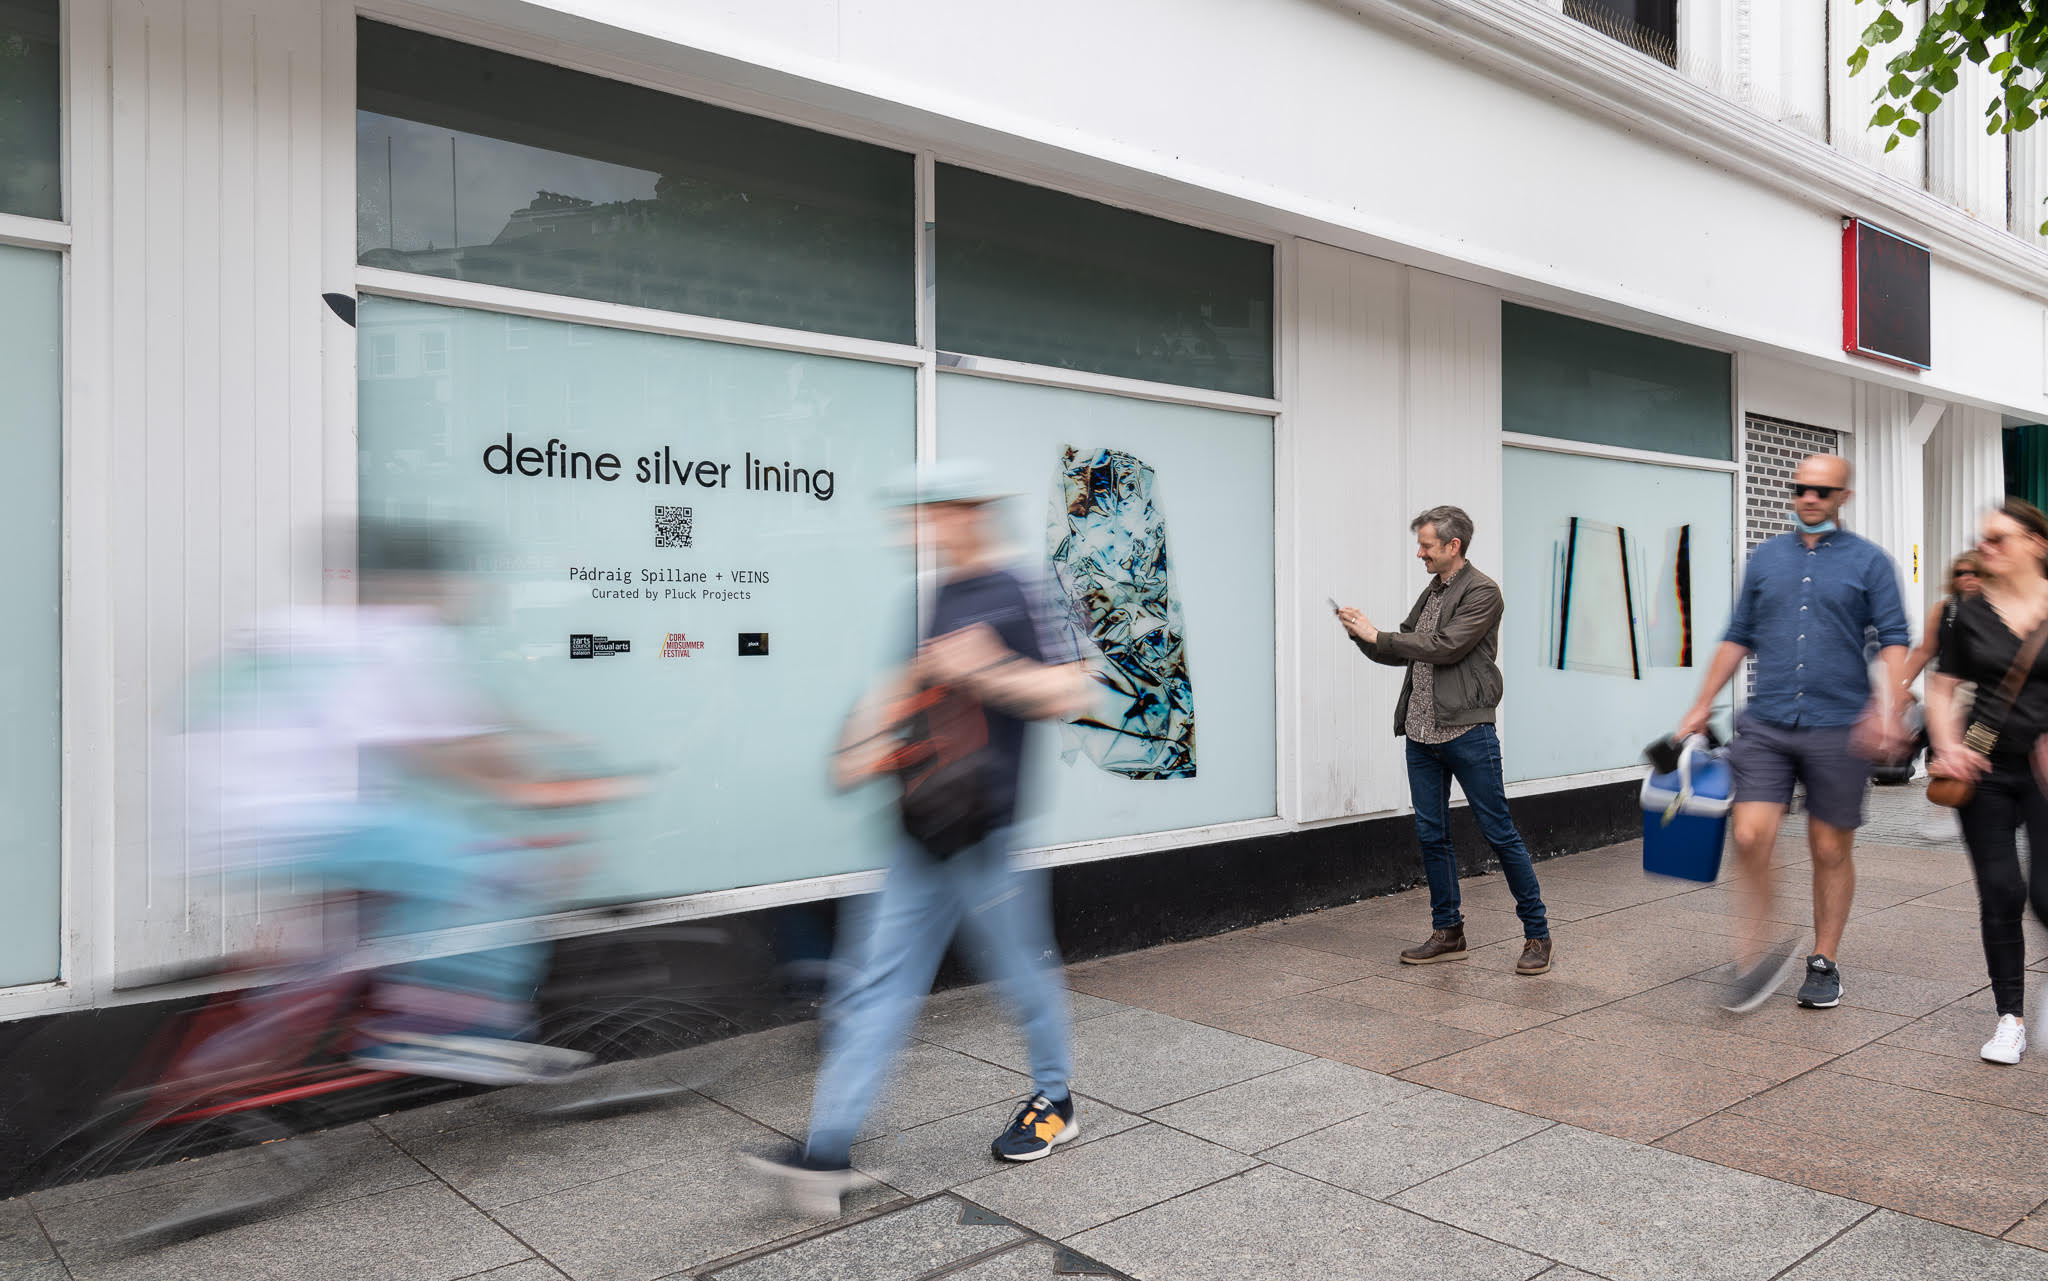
[1503,304,1733,460]
[0,0,61,220]
[358,298,915,902]
[938,375,1277,843]
[355,21,915,344]
[936,165,1275,397]
[1499,446,1732,782]
[0,244,62,986]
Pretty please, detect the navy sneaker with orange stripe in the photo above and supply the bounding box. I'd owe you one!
[992,1093,1078,1162]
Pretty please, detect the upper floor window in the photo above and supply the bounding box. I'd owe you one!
[1565,0,1677,68]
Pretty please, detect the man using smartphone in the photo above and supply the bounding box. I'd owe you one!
[1338,505,1554,976]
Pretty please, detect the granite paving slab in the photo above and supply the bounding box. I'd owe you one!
[1393,1125,1867,1281]
[1012,1008,1308,1113]
[1143,1058,1422,1154]
[55,1181,528,1281]
[1205,993,1489,1075]
[1399,1026,1772,1143]
[1779,1208,2048,1280]
[1260,1087,1553,1198]
[706,1196,1021,1281]
[490,1145,901,1281]
[1068,1165,1547,1281]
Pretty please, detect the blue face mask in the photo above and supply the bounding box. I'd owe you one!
[1797,517,1838,535]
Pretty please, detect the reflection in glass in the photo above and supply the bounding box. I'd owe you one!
[936,165,1274,397]
[0,245,61,985]
[355,20,915,344]
[0,0,61,220]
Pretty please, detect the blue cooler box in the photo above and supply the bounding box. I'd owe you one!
[1640,739,1732,883]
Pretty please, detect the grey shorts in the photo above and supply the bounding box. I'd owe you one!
[1726,711,1871,830]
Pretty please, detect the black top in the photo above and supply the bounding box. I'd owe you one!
[1937,595,2048,751]
[924,569,1064,826]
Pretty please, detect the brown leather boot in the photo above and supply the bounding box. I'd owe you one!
[1400,927,1468,965]
[1516,937,1553,976]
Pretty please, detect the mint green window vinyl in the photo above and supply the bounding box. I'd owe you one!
[355,20,916,345]
[357,298,914,903]
[0,244,62,986]
[1502,304,1733,460]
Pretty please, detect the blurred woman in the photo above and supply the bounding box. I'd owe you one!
[1906,553,1984,839]
[1927,501,2048,1064]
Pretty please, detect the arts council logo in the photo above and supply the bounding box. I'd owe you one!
[661,632,706,658]
[570,634,630,659]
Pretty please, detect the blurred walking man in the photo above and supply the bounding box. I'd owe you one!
[751,462,1092,1217]
[1339,505,1554,976]
[1676,453,1910,1013]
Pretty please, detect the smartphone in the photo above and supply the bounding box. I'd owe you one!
[1326,597,1342,616]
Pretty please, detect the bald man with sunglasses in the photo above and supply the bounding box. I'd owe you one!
[1677,453,1911,1015]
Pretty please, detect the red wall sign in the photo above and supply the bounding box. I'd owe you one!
[1842,217,1932,371]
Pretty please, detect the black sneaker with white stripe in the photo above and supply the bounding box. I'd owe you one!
[1796,954,1842,1009]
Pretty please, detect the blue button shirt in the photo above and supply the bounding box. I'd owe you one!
[1723,529,1910,729]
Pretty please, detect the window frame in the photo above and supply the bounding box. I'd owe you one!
[343,3,1292,934]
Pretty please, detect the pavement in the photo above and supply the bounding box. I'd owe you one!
[8,779,2048,1281]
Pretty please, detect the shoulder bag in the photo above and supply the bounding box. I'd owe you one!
[1928,617,2048,809]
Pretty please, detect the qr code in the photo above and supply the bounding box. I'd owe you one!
[654,505,693,549]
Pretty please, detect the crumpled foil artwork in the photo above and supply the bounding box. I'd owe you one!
[1046,446,1196,780]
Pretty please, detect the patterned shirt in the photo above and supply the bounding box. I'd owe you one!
[1404,570,1475,745]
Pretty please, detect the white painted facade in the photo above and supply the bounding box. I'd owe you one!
[12,0,2048,1018]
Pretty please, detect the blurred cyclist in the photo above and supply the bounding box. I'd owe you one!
[749,462,1092,1216]
[184,519,627,1086]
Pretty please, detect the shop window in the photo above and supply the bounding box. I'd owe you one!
[1564,0,1677,67]
[937,374,1276,842]
[0,0,60,220]
[1499,446,1732,781]
[355,20,916,345]
[420,329,448,373]
[357,298,914,903]
[0,244,62,985]
[935,165,1274,397]
[1503,304,1733,460]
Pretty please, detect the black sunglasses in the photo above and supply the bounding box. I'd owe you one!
[1788,483,1841,499]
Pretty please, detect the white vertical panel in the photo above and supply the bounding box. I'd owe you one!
[1291,240,1407,822]
[1927,53,2005,220]
[1768,0,1829,140]
[1923,405,2004,612]
[103,0,329,977]
[1829,0,1925,187]
[1678,0,1737,97]
[2011,128,2048,248]
[1849,382,1924,621]
[1404,270,1502,573]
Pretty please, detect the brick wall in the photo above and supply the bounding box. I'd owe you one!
[1744,414,1842,553]
[1741,415,1842,695]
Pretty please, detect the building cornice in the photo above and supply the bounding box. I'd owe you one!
[1339,0,2048,298]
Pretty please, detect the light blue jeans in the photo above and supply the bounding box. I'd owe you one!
[805,833,1073,1166]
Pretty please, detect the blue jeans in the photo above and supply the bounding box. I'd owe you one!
[805,833,1073,1166]
[1405,724,1549,939]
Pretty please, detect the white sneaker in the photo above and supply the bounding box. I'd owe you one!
[1982,1014,2028,1065]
